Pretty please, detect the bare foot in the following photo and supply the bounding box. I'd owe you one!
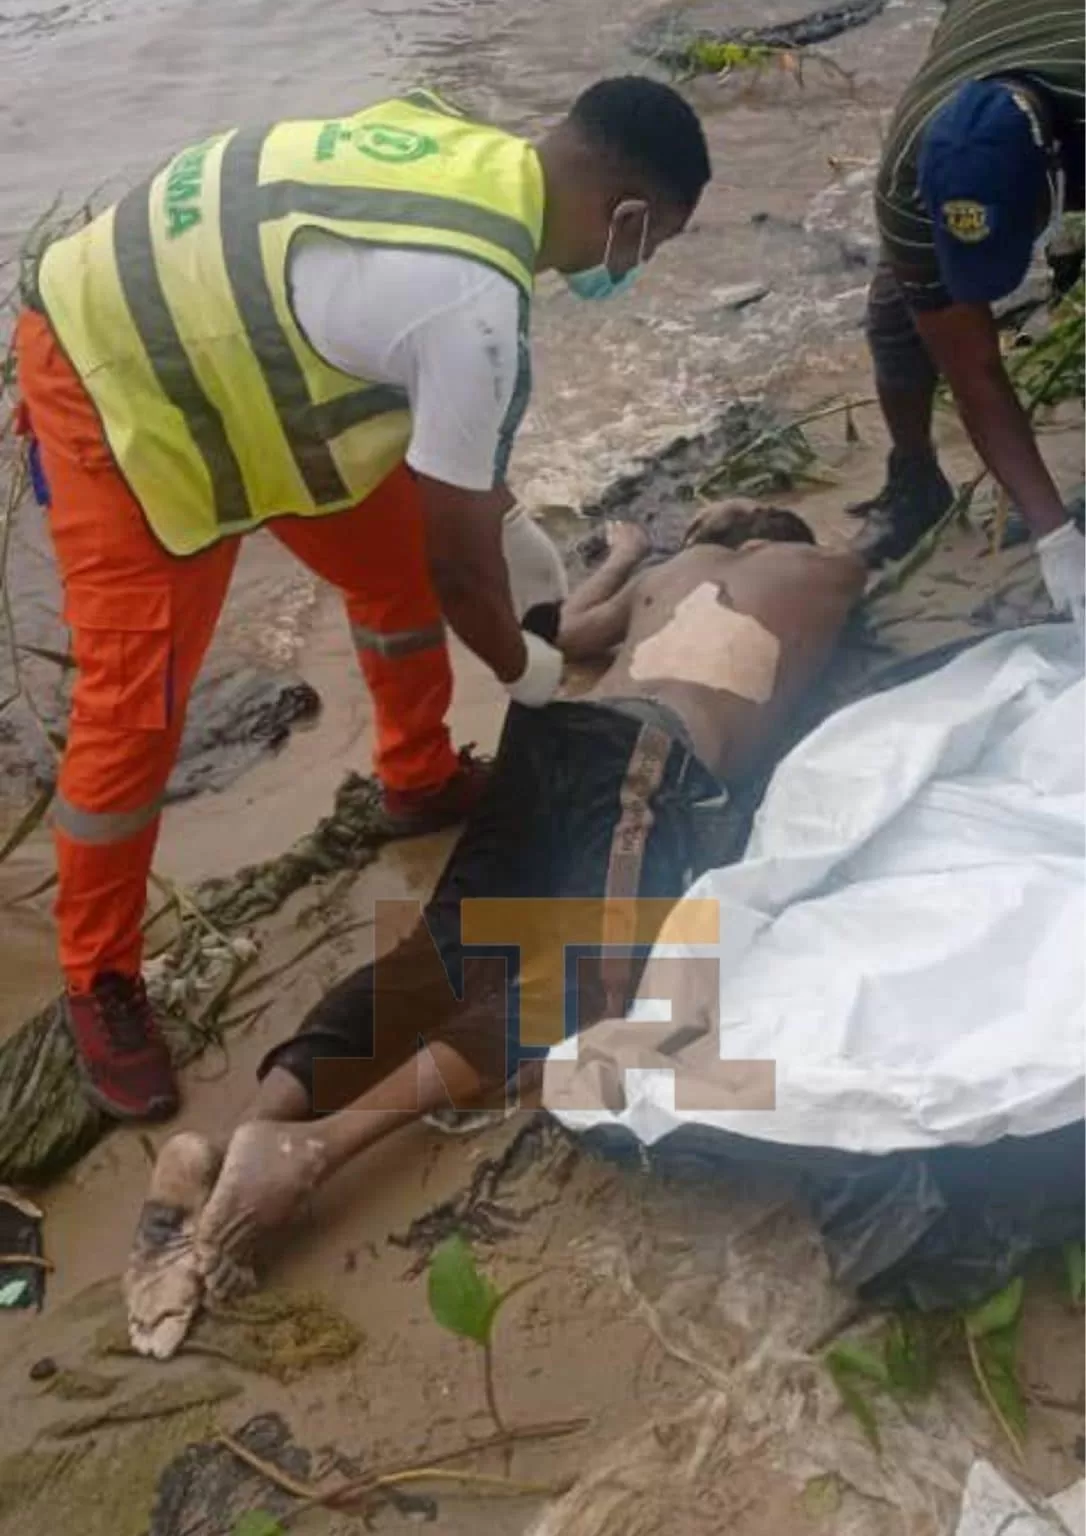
[124,1132,223,1360]
[194,1121,327,1305]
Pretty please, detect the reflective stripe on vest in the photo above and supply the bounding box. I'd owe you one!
[54,791,163,845]
[350,621,446,659]
[38,95,544,556]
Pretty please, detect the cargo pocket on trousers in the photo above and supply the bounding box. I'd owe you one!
[65,583,174,732]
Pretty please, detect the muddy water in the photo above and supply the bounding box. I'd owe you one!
[0,0,947,1010]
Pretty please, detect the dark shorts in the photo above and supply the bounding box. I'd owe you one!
[259,698,720,1110]
[865,259,939,395]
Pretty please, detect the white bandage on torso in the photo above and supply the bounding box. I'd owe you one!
[502,507,568,619]
[629,582,781,702]
[505,631,564,707]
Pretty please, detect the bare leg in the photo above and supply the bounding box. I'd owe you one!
[124,1070,312,1359]
[236,1066,312,1126]
[196,1042,485,1303]
[877,376,938,462]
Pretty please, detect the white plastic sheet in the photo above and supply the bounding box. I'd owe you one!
[952,1461,1083,1536]
[546,624,1085,1155]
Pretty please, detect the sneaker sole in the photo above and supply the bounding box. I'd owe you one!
[63,1009,179,1123]
[423,1107,515,1137]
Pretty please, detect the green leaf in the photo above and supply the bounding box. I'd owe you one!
[825,1341,890,1388]
[827,1356,882,1453]
[1064,1242,1085,1305]
[231,1515,285,1536]
[427,1234,502,1346]
[965,1278,1024,1339]
[883,1314,939,1399]
[802,1473,843,1518]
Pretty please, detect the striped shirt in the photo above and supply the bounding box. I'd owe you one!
[876,0,1085,308]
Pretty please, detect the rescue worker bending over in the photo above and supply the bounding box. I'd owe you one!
[849,0,1084,621]
[15,79,711,1121]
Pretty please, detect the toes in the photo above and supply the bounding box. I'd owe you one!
[200,1241,258,1307]
[124,1134,223,1360]
[124,1249,204,1359]
[129,1303,195,1361]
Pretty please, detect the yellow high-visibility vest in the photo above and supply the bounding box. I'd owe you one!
[38,90,544,556]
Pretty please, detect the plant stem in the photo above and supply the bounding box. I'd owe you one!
[217,1417,589,1525]
[696,395,879,499]
[483,1337,507,1435]
[964,1327,1026,1464]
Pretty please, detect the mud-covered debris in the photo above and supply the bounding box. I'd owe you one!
[97,1288,362,1383]
[47,1370,240,1438]
[390,1113,578,1267]
[149,1413,313,1536]
[580,400,814,550]
[632,0,888,73]
[43,1366,122,1401]
[714,281,769,312]
[25,667,321,805]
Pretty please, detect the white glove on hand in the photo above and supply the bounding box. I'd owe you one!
[502,507,568,619]
[505,631,563,707]
[1037,521,1085,625]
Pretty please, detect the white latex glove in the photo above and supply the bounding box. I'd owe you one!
[502,506,568,619]
[1037,521,1085,625]
[505,631,563,707]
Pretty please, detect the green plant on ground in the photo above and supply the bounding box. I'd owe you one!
[427,1233,544,1434]
[231,1514,284,1536]
[825,1277,1028,1459]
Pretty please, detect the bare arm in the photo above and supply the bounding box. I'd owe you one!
[912,301,1066,538]
[557,523,649,662]
[417,475,527,683]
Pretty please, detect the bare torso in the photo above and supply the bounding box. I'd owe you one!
[580,542,866,783]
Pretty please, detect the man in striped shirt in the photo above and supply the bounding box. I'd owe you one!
[852,0,1084,620]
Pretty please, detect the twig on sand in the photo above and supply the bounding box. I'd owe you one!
[0,1252,53,1270]
[217,1415,587,1522]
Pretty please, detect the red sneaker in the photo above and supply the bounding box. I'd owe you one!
[382,747,491,836]
[63,972,180,1122]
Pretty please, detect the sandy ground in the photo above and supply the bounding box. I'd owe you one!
[0,345,1082,1535]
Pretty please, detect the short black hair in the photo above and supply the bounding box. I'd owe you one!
[690,504,816,549]
[570,77,711,213]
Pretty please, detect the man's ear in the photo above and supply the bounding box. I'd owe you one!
[681,498,759,548]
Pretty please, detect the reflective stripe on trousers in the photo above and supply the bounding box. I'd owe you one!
[53,791,163,845]
[349,620,445,659]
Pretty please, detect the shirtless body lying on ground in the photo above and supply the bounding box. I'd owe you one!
[125,503,866,1358]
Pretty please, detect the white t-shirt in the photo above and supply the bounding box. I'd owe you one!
[288,233,528,492]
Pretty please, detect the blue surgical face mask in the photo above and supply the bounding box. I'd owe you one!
[565,205,649,301]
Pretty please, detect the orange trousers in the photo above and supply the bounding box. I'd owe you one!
[15,310,457,992]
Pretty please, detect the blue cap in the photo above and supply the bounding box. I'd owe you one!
[918,78,1049,304]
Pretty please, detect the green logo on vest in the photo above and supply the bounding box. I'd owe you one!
[164,140,213,239]
[352,123,438,164]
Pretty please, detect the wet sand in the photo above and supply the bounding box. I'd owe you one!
[0,3,1083,1527]
[0,356,1082,1534]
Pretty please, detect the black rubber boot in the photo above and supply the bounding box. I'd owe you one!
[852,455,955,568]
